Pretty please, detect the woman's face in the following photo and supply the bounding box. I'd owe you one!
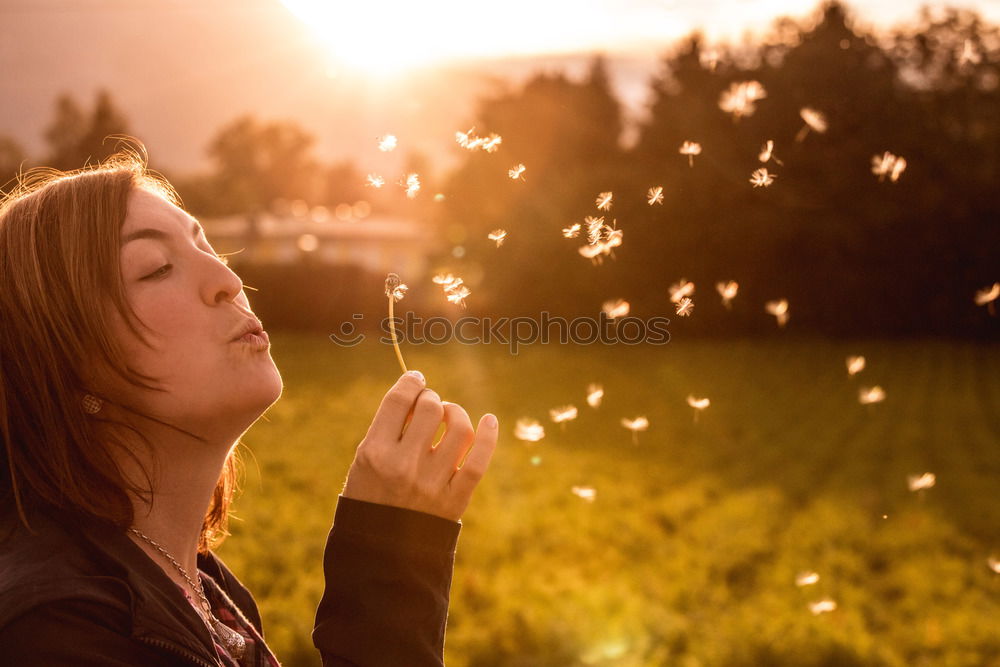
[111,187,282,440]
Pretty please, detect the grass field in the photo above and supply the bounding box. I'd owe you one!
[215,334,1000,666]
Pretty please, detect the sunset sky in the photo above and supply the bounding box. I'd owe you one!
[3,0,999,170]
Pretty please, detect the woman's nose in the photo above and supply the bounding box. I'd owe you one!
[203,257,245,306]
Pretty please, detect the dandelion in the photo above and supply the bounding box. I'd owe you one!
[718,81,767,119]
[482,133,503,153]
[586,383,604,408]
[585,216,606,244]
[488,229,508,247]
[687,395,710,423]
[384,273,408,374]
[859,386,886,405]
[757,139,780,165]
[401,173,420,198]
[716,281,739,309]
[988,556,1000,574]
[749,168,776,188]
[908,472,936,492]
[595,191,614,211]
[975,282,999,316]
[508,163,526,180]
[571,486,597,502]
[796,107,828,142]
[514,418,545,442]
[846,356,866,376]
[377,134,397,152]
[675,297,695,317]
[808,598,837,615]
[621,416,649,445]
[602,299,630,319]
[562,223,582,238]
[549,405,578,430]
[365,173,385,188]
[765,299,789,327]
[871,152,907,182]
[669,279,695,304]
[796,571,820,587]
[679,141,702,167]
[647,186,664,206]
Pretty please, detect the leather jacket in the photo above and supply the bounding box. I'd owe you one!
[0,496,461,666]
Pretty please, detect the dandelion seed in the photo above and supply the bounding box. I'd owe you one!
[687,396,710,410]
[959,39,981,66]
[455,127,475,148]
[796,571,820,587]
[579,244,604,261]
[908,472,936,492]
[621,416,649,445]
[445,284,471,308]
[871,151,907,182]
[482,133,503,153]
[859,386,886,405]
[432,272,460,289]
[384,273,408,374]
[514,418,545,442]
[602,299,630,319]
[765,299,789,327]
[796,107,828,142]
[846,356,866,376]
[647,186,664,206]
[377,134,397,152]
[571,485,597,502]
[749,168,776,188]
[562,223,582,239]
[679,141,702,167]
[675,297,695,317]
[988,556,1000,574]
[596,191,614,211]
[758,140,775,163]
[549,405,578,425]
[585,216,606,244]
[716,281,739,309]
[488,229,508,247]
[586,383,604,408]
[366,173,385,188]
[687,395,709,423]
[400,173,420,198]
[669,279,695,304]
[808,598,837,615]
[509,163,526,180]
[719,81,767,120]
[975,282,999,315]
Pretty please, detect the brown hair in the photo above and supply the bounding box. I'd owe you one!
[0,145,238,552]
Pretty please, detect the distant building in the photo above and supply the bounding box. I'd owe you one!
[203,212,443,279]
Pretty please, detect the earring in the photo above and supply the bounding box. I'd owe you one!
[82,394,104,415]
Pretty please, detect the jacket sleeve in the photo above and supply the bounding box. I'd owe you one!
[0,599,177,667]
[312,495,462,667]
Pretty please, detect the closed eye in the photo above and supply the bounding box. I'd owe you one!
[143,264,173,280]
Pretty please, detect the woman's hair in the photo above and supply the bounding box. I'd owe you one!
[0,145,238,552]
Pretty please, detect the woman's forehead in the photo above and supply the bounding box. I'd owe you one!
[121,188,198,238]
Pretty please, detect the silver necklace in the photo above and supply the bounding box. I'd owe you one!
[128,527,246,661]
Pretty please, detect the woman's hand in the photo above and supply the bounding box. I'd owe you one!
[341,370,499,522]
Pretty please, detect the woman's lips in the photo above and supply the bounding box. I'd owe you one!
[234,330,270,349]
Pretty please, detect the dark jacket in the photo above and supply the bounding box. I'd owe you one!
[0,495,461,666]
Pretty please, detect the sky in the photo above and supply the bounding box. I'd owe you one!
[2,0,999,171]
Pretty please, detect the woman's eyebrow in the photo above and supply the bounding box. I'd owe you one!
[122,219,202,245]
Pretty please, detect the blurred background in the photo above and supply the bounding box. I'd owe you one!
[2,0,998,665]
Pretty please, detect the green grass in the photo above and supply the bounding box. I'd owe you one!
[216,334,1000,666]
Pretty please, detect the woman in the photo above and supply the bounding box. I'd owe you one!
[0,150,498,666]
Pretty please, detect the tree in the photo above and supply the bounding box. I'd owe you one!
[43,90,131,171]
[0,135,28,194]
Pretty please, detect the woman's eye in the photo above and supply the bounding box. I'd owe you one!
[143,264,172,280]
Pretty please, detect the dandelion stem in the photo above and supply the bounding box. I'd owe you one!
[388,296,407,374]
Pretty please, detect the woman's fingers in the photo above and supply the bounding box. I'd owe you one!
[365,371,426,442]
[431,402,476,473]
[449,414,499,499]
[400,388,444,448]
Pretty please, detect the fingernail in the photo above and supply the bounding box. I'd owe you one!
[406,370,425,384]
[484,414,498,428]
